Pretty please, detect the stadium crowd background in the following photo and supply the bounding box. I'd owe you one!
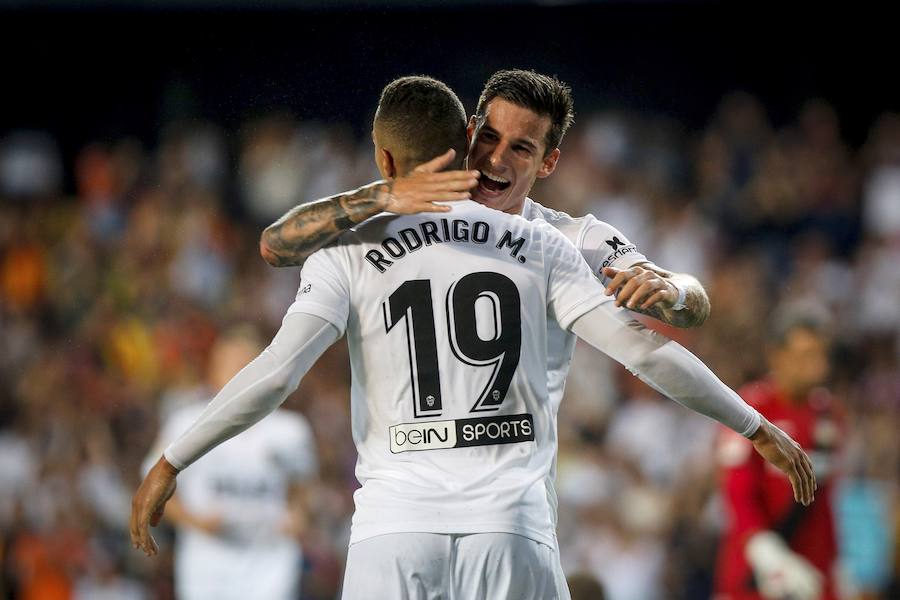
[1,3,899,599]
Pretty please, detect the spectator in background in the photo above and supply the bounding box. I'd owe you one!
[715,304,842,600]
[144,326,317,600]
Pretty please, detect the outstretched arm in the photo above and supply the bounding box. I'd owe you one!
[260,149,479,267]
[130,312,340,555]
[570,304,815,506]
[602,262,711,328]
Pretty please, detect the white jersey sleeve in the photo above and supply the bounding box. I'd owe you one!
[163,312,339,470]
[570,305,761,437]
[540,222,615,330]
[577,218,648,283]
[286,246,351,335]
[521,199,647,283]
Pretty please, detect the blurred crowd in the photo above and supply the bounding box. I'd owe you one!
[1,91,899,599]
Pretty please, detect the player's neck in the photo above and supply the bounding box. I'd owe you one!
[503,198,527,216]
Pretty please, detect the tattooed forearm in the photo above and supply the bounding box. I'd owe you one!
[658,273,710,328]
[260,181,394,267]
[631,267,711,329]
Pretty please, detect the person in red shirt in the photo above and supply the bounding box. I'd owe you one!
[715,307,842,600]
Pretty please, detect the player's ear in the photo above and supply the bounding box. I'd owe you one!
[379,148,398,179]
[537,147,560,179]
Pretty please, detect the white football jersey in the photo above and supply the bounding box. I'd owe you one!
[289,200,610,546]
[522,197,647,416]
[148,401,316,600]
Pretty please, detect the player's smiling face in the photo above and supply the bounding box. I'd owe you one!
[466,98,561,215]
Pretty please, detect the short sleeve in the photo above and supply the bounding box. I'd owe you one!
[544,224,613,331]
[578,218,647,283]
[286,246,350,336]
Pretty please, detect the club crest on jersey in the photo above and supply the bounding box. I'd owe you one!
[364,218,528,272]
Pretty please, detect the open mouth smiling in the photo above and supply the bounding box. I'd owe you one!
[477,171,511,195]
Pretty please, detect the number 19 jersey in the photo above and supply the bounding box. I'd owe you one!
[288,200,610,546]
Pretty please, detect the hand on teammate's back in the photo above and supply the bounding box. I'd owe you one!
[382,149,480,215]
[748,417,817,506]
[130,456,179,556]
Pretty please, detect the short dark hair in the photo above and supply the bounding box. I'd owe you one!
[475,69,575,154]
[374,76,467,170]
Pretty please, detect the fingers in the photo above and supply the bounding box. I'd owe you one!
[797,447,817,503]
[391,193,472,215]
[625,280,670,309]
[787,467,803,504]
[412,149,456,174]
[603,268,629,297]
[414,202,453,214]
[418,191,473,202]
[130,460,177,556]
[751,421,815,506]
[389,171,479,215]
[417,170,480,185]
[130,497,157,556]
[640,289,670,310]
[410,173,479,193]
[614,269,652,307]
[785,446,816,506]
[794,457,810,506]
[609,268,676,310]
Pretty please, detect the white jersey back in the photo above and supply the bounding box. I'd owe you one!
[289,200,609,546]
[147,402,316,600]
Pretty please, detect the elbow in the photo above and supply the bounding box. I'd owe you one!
[692,294,711,327]
[677,292,711,329]
[259,230,282,267]
[261,349,304,399]
[259,228,305,268]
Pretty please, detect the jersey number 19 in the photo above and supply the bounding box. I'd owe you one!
[383,272,522,418]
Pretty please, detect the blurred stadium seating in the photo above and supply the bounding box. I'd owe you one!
[1,2,898,599]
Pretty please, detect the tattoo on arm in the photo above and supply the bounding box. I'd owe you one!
[632,264,711,329]
[260,181,394,267]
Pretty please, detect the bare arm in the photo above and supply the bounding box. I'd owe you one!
[260,182,392,267]
[602,262,711,328]
[260,149,479,267]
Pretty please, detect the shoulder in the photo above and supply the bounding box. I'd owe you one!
[525,199,590,243]
[526,199,634,252]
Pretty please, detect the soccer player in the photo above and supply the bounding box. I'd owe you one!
[715,307,842,600]
[144,327,317,600]
[132,77,815,599]
[259,69,709,331]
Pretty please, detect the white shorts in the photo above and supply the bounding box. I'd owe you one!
[341,532,570,600]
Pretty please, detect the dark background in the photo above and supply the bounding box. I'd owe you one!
[3,1,897,167]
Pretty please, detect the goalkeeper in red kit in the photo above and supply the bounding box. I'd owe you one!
[715,307,843,600]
